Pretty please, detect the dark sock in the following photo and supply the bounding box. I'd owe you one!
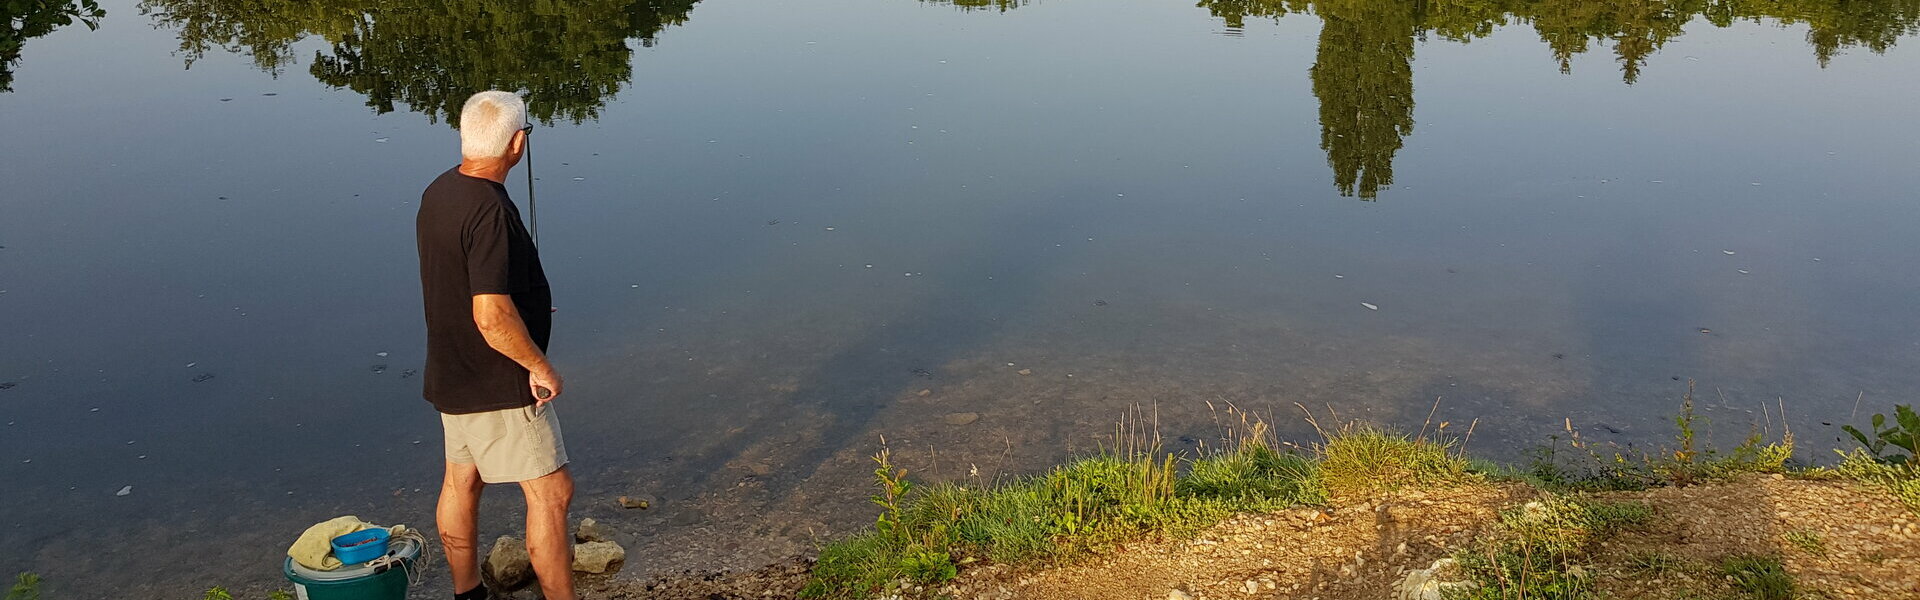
[454,583,489,600]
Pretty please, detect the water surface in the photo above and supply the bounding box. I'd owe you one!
[2,0,1918,595]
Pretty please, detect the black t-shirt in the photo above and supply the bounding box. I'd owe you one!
[416,167,552,414]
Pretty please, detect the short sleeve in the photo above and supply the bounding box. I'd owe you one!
[464,201,519,295]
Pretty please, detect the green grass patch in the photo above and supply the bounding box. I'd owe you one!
[1721,555,1794,600]
[1782,529,1825,556]
[1523,382,1796,492]
[7,574,40,600]
[1624,550,1685,575]
[800,421,1329,599]
[1452,496,1653,600]
[1317,426,1472,495]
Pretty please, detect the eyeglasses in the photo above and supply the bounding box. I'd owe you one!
[520,123,533,135]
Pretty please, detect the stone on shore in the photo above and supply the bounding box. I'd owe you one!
[1393,557,1475,600]
[943,412,980,426]
[575,517,611,543]
[484,536,535,590]
[573,540,627,574]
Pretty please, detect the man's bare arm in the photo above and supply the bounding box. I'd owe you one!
[472,293,563,400]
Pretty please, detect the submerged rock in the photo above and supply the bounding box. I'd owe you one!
[484,536,535,590]
[943,412,980,426]
[573,540,626,574]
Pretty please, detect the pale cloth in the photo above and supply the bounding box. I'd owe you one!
[288,515,410,570]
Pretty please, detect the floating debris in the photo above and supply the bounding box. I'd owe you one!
[374,138,389,143]
[400,369,417,378]
[371,364,387,374]
[1361,302,1379,311]
[1699,327,1712,334]
[1093,299,1108,306]
[1737,269,1750,275]
[1334,274,1345,279]
[824,227,836,231]
[572,177,585,181]
[185,362,197,368]
[1722,250,1736,255]
[191,373,215,383]
[766,219,780,226]
[116,486,132,497]
[0,382,15,390]
[910,368,933,379]
[1017,369,1033,376]
[375,351,389,357]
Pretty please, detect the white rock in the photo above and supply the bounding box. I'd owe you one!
[1393,557,1476,600]
[1168,590,1194,600]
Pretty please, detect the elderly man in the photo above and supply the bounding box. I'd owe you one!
[416,90,574,600]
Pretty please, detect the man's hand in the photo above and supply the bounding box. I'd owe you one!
[474,293,562,403]
[530,366,564,404]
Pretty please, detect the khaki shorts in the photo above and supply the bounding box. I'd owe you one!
[442,403,569,483]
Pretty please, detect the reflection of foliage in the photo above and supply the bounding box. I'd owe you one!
[1311,0,1416,199]
[140,0,698,124]
[921,0,1027,12]
[2,0,104,92]
[1198,0,1919,198]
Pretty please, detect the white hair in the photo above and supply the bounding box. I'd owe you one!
[459,91,528,159]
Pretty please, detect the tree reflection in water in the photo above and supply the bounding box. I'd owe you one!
[134,0,1918,197]
[141,0,699,124]
[1202,0,1919,198]
[2,0,104,92]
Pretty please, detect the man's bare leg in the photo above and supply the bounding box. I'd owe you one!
[438,461,486,595]
[521,466,576,600]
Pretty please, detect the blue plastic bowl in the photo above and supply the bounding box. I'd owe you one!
[330,528,391,566]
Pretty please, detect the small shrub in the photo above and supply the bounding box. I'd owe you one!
[1721,555,1794,600]
[202,588,235,600]
[1842,405,1918,471]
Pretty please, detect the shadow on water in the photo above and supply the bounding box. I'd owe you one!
[661,192,1082,503]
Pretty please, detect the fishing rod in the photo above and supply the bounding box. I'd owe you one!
[524,120,539,246]
[520,101,553,402]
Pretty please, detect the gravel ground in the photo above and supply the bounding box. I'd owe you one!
[550,475,1918,599]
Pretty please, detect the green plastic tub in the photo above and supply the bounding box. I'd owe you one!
[284,536,420,600]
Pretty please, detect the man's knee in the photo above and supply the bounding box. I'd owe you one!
[520,467,574,508]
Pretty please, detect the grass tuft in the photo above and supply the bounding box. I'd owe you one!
[1721,555,1794,600]
[800,413,1327,598]
[1782,529,1825,556]
[1452,496,1652,600]
[1317,426,1472,495]
[6,574,40,600]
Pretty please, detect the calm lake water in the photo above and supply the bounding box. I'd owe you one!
[3,0,1918,595]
